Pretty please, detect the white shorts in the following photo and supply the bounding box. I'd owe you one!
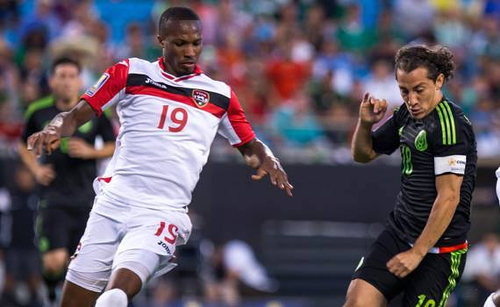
[67,195,192,291]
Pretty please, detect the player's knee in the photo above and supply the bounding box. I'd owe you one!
[95,288,128,307]
[106,268,143,300]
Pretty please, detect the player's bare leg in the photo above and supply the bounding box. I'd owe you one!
[344,278,387,307]
[60,280,100,307]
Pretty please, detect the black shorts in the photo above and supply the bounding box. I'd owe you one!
[36,205,90,254]
[352,227,467,306]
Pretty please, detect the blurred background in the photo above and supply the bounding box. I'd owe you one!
[0,0,499,306]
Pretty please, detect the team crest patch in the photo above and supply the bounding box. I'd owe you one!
[415,130,428,151]
[192,89,210,108]
[85,73,110,97]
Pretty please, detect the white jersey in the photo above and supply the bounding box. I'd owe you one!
[82,57,255,213]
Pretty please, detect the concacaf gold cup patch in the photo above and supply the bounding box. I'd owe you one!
[191,89,210,108]
[85,73,110,97]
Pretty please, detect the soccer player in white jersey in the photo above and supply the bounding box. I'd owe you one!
[483,168,500,307]
[27,7,293,307]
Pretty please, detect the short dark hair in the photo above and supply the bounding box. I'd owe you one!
[50,57,81,75]
[395,45,455,82]
[158,7,200,37]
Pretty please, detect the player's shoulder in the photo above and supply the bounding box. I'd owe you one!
[433,98,471,128]
[391,103,409,122]
[429,98,472,146]
[24,96,55,121]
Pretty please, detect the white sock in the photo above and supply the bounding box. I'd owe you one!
[95,288,128,307]
[484,292,498,307]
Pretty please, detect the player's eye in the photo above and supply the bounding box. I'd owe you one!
[174,41,184,47]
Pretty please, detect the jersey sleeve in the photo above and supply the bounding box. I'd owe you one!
[81,59,129,117]
[371,108,402,155]
[217,89,256,147]
[96,112,116,143]
[431,109,473,176]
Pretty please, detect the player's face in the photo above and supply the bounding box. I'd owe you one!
[49,64,82,103]
[158,20,202,76]
[396,67,444,119]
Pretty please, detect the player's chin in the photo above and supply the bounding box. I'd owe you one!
[178,64,195,75]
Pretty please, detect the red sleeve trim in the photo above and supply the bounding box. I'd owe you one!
[228,89,255,146]
[80,59,129,115]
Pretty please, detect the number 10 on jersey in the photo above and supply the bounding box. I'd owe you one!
[157,105,188,132]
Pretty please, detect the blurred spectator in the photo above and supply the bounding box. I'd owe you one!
[202,240,277,306]
[270,95,325,147]
[312,40,355,96]
[463,233,500,304]
[336,4,377,54]
[0,163,41,307]
[266,45,309,106]
[394,0,435,39]
[362,58,401,111]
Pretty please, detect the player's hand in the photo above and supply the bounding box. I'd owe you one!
[386,249,424,278]
[27,127,61,157]
[34,164,56,186]
[67,137,95,159]
[359,93,388,125]
[251,156,293,197]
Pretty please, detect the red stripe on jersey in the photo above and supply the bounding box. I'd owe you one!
[126,85,226,118]
[228,89,255,147]
[81,59,129,116]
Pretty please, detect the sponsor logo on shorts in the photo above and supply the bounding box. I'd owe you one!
[157,240,172,254]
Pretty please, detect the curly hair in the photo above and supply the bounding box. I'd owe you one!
[395,45,455,82]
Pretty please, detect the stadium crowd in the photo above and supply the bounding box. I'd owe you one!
[0,0,499,163]
[0,0,499,306]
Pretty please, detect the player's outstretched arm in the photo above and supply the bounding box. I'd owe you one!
[27,100,95,157]
[237,138,293,197]
[351,93,387,163]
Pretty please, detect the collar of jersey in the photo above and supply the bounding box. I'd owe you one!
[158,57,202,82]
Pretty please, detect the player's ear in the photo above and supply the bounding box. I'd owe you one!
[156,35,164,47]
[435,73,444,91]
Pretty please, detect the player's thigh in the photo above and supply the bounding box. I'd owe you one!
[345,278,387,307]
[114,210,192,280]
[36,206,71,254]
[351,227,409,302]
[67,211,123,293]
[403,250,467,306]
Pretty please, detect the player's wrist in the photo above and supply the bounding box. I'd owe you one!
[410,245,428,258]
[358,119,374,129]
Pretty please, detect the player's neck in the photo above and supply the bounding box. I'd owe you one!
[54,97,79,111]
